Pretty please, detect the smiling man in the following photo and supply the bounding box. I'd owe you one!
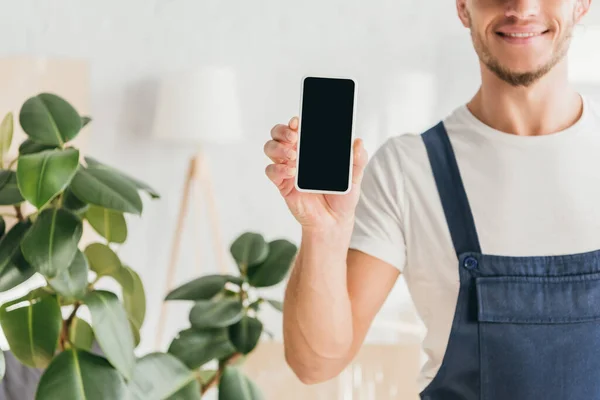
[264,1,599,399]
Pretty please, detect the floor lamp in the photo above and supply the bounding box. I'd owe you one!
[151,66,244,349]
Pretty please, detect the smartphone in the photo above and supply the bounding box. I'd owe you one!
[295,75,357,195]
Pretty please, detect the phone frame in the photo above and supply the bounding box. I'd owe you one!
[294,74,357,195]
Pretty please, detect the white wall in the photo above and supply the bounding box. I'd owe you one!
[2,0,600,357]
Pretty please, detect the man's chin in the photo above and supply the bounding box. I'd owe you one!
[486,62,549,87]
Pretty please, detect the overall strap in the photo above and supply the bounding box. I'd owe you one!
[422,121,481,256]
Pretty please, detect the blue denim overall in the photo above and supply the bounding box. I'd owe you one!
[418,122,600,400]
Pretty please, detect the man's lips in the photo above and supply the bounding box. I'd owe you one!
[495,27,550,44]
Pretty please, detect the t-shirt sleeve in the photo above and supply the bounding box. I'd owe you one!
[349,137,407,272]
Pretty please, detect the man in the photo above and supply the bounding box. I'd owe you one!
[264,0,598,398]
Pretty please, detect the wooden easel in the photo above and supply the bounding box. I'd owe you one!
[155,151,228,350]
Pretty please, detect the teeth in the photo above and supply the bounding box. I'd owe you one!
[504,32,541,38]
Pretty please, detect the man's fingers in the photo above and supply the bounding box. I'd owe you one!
[264,140,297,163]
[270,123,298,144]
[265,163,297,187]
[351,138,369,186]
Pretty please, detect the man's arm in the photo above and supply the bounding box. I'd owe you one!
[283,225,400,384]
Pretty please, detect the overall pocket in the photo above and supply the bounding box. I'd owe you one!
[476,273,600,400]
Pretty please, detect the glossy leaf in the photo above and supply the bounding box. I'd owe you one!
[19,93,82,146]
[84,243,121,277]
[21,208,83,278]
[0,293,61,368]
[265,299,283,312]
[0,220,31,275]
[69,317,94,351]
[197,369,217,385]
[218,366,264,400]
[228,316,263,355]
[0,253,36,293]
[118,266,146,344]
[230,233,269,273]
[247,239,297,288]
[17,148,79,208]
[63,187,89,214]
[81,116,92,128]
[168,328,236,370]
[35,349,126,400]
[0,350,4,381]
[85,205,127,244]
[189,299,244,330]
[70,167,143,215]
[166,275,240,301]
[18,139,57,156]
[127,353,200,400]
[48,249,89,300]
[0,112,13,167]
[85,156,160,199]
[0,171,24,205]
[130,320,141,347]
[84,290,135,380]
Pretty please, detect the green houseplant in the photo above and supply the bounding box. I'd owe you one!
[0,93,298,399]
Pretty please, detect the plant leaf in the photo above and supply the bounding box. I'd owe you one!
[0,217,5,238]
[127,353,201,400]
[84,290,135,380]
[81,116,92,128]
[0,293,61,369]
[0,219,31,275]
[247,239,297,288]
[35,349,126,400]
[197,369,217,385]
[17,148,79,209]
[189,299,244,330]
[218,366,264,400]
[70,166,143,215]
[230,233,269,273]
[18,139,57,156]
[63,187,89,214]
[166,275,241,301]
[0,113,14,167]
[168,328,236,370]
[117,266,146,343]
[0,170,24,205]
[265,299,283,312]
[19,93,82,146]
[84,243,122,277]
[228,316,263,355]
[69,317,94,352]
[0,349,4,381]
[85,156,160,199]
[21,208,83,279]
[85,205,127,244]
[130,320,141,347]
[248,300,261,312]
[0,253,36,293]
[48,249,89,300]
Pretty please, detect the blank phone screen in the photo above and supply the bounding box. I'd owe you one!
[297,77,355,192]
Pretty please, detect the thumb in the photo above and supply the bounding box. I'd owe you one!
[351,138,368,186]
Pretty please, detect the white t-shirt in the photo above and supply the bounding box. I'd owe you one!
[349,94,600,392]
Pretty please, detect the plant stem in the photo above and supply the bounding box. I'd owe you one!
[13,205,23,221]
[200,352,243,395]
[59,302,81,350]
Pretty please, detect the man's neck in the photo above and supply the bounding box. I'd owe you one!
[467,60,583,137]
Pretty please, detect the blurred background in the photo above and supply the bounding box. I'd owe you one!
[1,1,600,399]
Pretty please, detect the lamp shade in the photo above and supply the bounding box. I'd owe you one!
[152,66,243,145]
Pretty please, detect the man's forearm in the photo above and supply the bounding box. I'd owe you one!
[283,223,354,379]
